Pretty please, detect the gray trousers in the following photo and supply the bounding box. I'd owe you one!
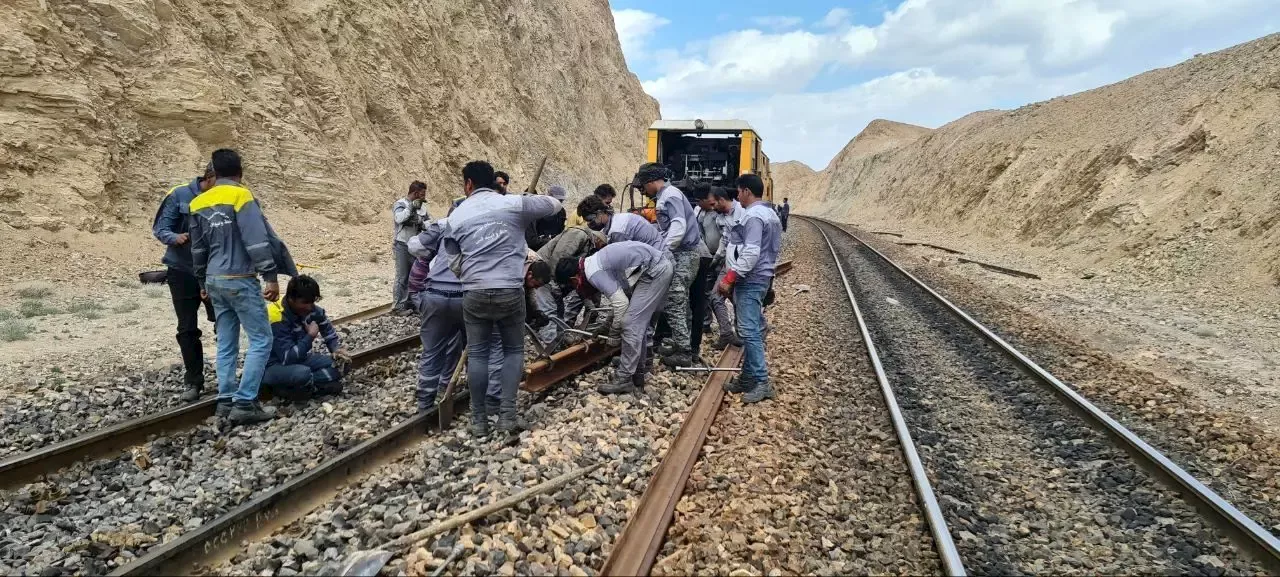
[392,241,414,311]
[661,250,699,353]
[617,257,675,379]
[414,291,501,411]
[462,288,525,421]
[707,262,734,338]
[531,284,559,344]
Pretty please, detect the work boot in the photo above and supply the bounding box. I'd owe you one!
[661,351,693,369]
[228,401,276,426]
[469,414,490,438]
[215,399,233,418]
[632,371,648,391]
[713,333,743,350]
[314,381,343,397]
[655,342,678,357]
[723,375,752,394]
[598,372,638,395]
[179,382,202,403]
[496,409,525,435]
[743,381,776,404]
[416,392,436,414]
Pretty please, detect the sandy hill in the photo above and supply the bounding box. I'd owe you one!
[0,0,658,283]
[771,161,817,204]
[780,33,1280,289]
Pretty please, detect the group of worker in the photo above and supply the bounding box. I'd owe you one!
[153,151,783,435]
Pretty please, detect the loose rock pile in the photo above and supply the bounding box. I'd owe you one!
[212,368,706,576]
[657,218,937,576]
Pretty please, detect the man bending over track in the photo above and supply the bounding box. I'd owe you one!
[555,241,674,395]
[263,275,351,401]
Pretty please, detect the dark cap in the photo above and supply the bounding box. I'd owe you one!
[631,162,669,188]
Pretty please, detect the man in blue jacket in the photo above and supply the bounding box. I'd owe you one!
[264,275,350,401]
[152,163,217,402]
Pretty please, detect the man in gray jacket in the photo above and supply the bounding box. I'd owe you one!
[392,181,429,315]
[438,160,561,437]
[633,163,701,368]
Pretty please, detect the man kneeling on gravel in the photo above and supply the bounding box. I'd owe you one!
[555,240,673,395]
[263,275,351,401]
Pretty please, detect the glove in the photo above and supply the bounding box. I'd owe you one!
[604,335,621,348]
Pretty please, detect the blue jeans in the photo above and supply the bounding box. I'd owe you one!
[734,281,769,384]
[462,288,525,420]
[206,276,272,403]
[263,354,342,399]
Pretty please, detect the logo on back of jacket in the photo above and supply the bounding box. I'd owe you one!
[198,211,234,230]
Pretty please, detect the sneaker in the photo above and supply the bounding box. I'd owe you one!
[215,399,233,418]
[655,342,678,357]
[179,384,202,403]
[743,381,776,404]
[598,373,638,395]
[722,375,752,394]
[392,308,415,317]
[228,401,276,426]
[496,412,526,434]
[661,352,693,369]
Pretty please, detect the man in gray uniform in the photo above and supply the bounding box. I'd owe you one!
[594,209,664,251]
[392,181,429,315]
[438,160,561,437]
[633,163,701,368]
[554,241,673,395]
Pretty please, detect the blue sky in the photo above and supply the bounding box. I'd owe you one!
[610,0,1279,168]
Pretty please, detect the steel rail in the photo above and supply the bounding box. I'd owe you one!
[811,219,966,576]
[600,258,794,575]
[810,216,1280,574]
[600,344,744,576]
[332,302,394,326]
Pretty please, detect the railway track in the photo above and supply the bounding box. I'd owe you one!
[803,217,1280,575]
[0,302,404,489]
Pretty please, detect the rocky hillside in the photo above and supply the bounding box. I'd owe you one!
[0,0,658,239]
[782,34,1280,288]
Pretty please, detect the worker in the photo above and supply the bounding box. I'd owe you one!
[438,160,561,437]
[392,181,429,316]
[153,163,218,402]
[779,198,791,232]
[554,241,673,395]
[567,184,618,227]
[494,171,511,194]
[263,275,350,400]
[688,183,740,355]
[716,173,782,403]
[408,221,506,415]
[527,184,568,250]
[698,186,741,349]
[586,202,663,251]
[191,149,298,425]
[633,162,701,368]
[537,196,608,338]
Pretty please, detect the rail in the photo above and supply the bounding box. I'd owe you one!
[808,216,1280,574]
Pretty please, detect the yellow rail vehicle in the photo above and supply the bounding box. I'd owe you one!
[628,119,774,218]
[648,119,772,200]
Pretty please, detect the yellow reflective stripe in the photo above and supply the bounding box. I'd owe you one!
[166,185,183,197]
[190,184,256,213]
[267,299,284,324]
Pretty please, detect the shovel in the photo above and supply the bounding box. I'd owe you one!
[437,350,468,429]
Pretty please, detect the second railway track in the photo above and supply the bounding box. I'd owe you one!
[807,216,1279,575]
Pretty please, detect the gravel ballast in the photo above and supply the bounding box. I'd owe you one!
[654,218,939,575]
[814,218,1264,576]
[0,344,421,576]
[0,313,416,458]
[209,368,707,576]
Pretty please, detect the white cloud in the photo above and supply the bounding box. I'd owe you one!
[612,9,670,64]
[633,0,1277,166]
[818,8,852,29]
[751,15,804,31]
